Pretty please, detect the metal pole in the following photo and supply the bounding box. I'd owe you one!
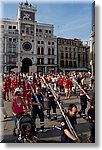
[53,125,61,130]
[73,78,91,100]
[42,77,79,140]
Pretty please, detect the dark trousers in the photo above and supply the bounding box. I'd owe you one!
[31,108,44,130]
[61,136,74,143]
[47,100,56,115]
[80,104,87,114]
[80,95,87,114]
[89,122,95,142]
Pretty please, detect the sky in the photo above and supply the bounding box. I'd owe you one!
[0,0,93,45]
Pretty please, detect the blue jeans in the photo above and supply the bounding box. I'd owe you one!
[12,115,17,126]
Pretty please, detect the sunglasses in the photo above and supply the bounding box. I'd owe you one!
[17,94,21,96]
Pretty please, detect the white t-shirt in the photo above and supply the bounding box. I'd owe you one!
[14,87,23,94]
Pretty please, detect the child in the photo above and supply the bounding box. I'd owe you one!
[23,125,37,143]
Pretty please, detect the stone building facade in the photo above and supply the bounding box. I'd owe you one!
[0,1,57,74]
[57,37,90,72]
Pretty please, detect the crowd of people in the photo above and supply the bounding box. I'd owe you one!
[1,71,95,143]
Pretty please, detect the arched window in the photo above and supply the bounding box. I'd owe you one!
[52,48,54,55]
[41,47,44,55]
[37,47,40,54]
[48,48,51,55]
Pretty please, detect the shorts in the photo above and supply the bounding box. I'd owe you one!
[65,88,70,93]
[12,112,24,127]
[65,89,68,93]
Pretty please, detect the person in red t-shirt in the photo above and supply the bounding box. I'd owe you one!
[3,78,9,101]
[58,76,64,93]
[64,76,71,99]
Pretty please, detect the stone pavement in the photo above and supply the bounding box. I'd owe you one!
[1,90,93,143]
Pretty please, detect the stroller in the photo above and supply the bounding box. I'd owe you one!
[17,114,37,143]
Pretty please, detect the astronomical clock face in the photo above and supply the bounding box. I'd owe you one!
[22,42,32,51]
[21,11,34,21]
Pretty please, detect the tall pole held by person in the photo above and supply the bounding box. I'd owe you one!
[42,77,79,140]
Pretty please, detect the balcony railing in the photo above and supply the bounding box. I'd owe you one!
[4,30,18,35]
[4,61,16,65]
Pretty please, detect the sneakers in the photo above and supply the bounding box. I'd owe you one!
[39,129,48,132]
[54,116,57,120]
[78,111,86,118]
[4,115,7,119]
[47,115,51,119]
[81,113,86,116]
[81,113,86,118]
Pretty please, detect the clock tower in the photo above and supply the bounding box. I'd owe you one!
[17,1,37,72]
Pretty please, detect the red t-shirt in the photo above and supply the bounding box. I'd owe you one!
[64,79,70,89]
[59,78,64,86]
